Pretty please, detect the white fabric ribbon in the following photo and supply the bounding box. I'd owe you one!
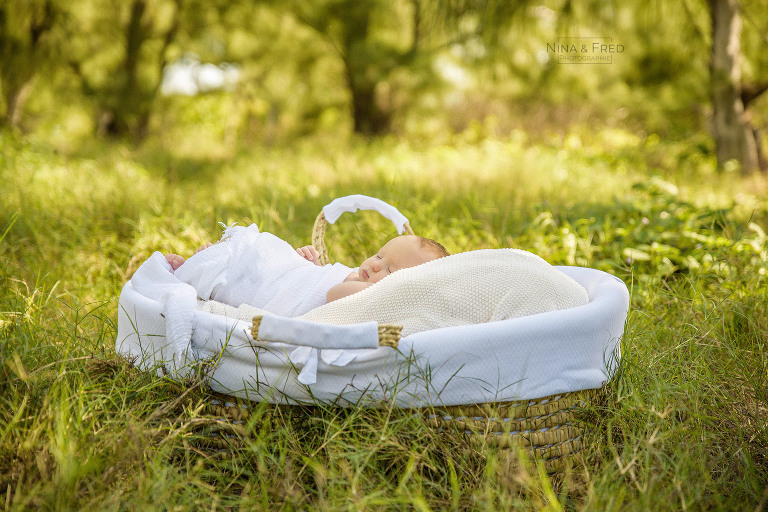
[322,195,410,234]
[130,252,198,368]
[258,314,379,350]
[320,349,357,366]
[288,347,361,385]
[289,346,318,385]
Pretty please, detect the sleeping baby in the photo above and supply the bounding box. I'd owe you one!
[164,225,449,317]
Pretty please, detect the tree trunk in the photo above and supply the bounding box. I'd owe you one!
[709,0,758,172]
[100,0,148,138]
[0,0,55,129]
[343,62,390,135]
[340,5,391,135]
[2,81,33,129]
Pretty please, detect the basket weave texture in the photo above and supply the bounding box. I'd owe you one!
[425,392,589,465]
[191,391,590,471]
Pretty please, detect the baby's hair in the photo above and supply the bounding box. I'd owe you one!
[418,236,450,258]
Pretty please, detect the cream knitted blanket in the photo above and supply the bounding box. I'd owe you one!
[201,249,588,337]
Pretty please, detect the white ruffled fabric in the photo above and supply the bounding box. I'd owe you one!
[173,224,352,317]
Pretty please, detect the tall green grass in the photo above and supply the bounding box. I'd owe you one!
[1,128,767,510]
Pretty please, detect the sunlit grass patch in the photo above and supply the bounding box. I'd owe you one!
[1,128,767,509]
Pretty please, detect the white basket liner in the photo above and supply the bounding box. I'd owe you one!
[116,265,628,407]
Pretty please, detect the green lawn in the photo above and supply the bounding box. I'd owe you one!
[1,128,767,510]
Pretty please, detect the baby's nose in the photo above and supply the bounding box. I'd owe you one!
[370,260,381,272]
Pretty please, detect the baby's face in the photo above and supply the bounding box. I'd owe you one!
[357,235,436,284]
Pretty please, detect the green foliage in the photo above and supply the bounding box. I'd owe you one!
[1,125,767,509]
[10,0,768,148]
[522,175,767,280]
[0,0,64,124]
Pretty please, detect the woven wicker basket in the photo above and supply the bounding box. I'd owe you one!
[190,206,594,471]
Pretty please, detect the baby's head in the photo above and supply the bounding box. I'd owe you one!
[357,235,449,284]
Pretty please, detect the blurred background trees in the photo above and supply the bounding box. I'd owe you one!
[1,0,765,171]
[0,0,61,128]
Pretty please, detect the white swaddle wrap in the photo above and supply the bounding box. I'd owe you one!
[173,224,352,317]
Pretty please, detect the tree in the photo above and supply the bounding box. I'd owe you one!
[66,0,185,139]
[0,0,198,139]
[708,0,760,172]
[445,0,768,172]
[285,0,427,135]
[279,0,537,136]
[0,0,60,129]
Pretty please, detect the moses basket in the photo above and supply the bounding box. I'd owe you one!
[116,195,629,469]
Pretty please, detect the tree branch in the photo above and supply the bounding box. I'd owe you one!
[742,81,768,107]
[291,9,345,58]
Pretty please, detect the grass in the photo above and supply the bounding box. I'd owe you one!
[1,125,767,510]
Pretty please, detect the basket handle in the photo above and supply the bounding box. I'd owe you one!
[312,195,414,265]
[323,195,411,232]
